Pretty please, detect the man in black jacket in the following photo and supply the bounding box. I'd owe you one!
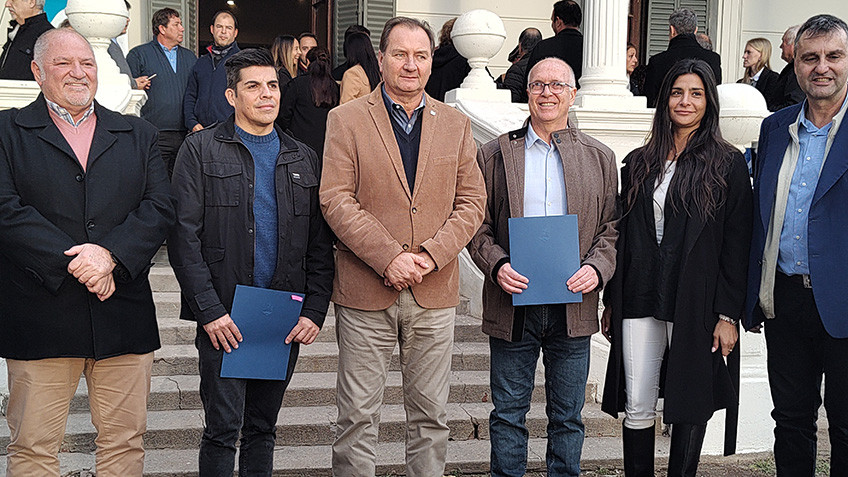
[525,1,583,89]
[169,48,334,476]
[0,29,174,475]
[643,8,722,107]
[0,0,53,80]
[768,24,805,111]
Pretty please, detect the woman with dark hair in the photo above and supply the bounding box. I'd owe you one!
[278,47,340,158]
[270,34,300,92]
[424,18,471,101]
[339,32,380,104]
[601,58,753,476]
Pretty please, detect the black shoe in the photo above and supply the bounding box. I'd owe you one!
[667,423,707,477]
[623,424,655,476]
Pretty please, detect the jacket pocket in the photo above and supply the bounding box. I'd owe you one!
[291,170,318,216]
[202,162,242,206]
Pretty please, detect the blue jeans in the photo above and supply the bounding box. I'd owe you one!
[489,304,591,477]
[196,325,300,477]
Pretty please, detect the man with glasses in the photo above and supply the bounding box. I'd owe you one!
[468,57,618,477]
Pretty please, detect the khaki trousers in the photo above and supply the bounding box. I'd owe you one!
[332,289,455,477]
[5,352,154,477]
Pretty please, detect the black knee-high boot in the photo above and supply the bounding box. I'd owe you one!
[623,424,656,476]
[666,423,707,477]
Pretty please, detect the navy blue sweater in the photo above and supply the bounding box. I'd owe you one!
[183,43,240,129]
[127,40,196,131]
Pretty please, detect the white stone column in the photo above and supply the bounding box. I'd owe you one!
[573,0,645,110]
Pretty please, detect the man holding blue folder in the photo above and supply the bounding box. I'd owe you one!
[468,58,619,476]
[169,49,334,476]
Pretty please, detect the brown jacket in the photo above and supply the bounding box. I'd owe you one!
[320,86,486,311]
[468,125,619,341]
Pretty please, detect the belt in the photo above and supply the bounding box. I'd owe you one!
[777,271,812,289]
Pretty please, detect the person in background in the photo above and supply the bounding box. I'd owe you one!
[270,34,300,92]
[497,27,542,103]
[183,10,240,132]
[424,18,470,101]
[602,58,752,477]
[339,32,380,104]
[767,24,805,112]
[627,43,640,95]
[126,7,197,178]
[298,32,317,74]
[332,24,371,80]
[525,0,584,89]
[746,14,848,476]
[738,38,779,106]
[643,8,722,108]
[278,47,339,159]
[0,0,53,79]
[107,1,139,89]
[696,32,713,51]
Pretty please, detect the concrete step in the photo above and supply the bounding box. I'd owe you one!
[62,369,574,414]
[0,402,622,455]
[155,302,486,346]
[0,435,669,476]
[152,340,494,376]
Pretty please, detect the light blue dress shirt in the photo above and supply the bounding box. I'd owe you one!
[777,102,835,275]
[381,84,425,134]
[523,125,567,217]
[158,41,178,73]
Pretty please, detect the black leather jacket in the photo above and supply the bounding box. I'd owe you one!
[169,116,334,326]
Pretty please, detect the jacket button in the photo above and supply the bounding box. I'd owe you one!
[402,244,409,250]
[412,207,417,214]
[553,133,559,138]
[248,183,254,189]
[75,174,84,182]
[86,220,95,230]
[556,139,562,144]
[248,228,254,234]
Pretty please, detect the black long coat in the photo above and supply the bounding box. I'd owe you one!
[0,95,175,359]
[278,74,339,159]
[0,13,53,80]
[601,150,752,455]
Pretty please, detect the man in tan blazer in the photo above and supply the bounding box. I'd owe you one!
[468,58,618,476]
[319,16,486,477]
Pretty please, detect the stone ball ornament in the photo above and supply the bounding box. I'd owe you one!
[717,83,770,149]
[450,9,507,90]
[65,0,128,40]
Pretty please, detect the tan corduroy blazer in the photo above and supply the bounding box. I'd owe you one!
[320,86,486,311]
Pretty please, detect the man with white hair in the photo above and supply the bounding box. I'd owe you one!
[0,28,174,475]
[0,0,53,79]
[768,24,805,111]
[469,57,618,477]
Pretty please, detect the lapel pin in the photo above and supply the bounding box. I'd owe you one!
[430,110,436,116]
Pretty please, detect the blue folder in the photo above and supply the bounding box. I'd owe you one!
[508,215,582,306]
[220,285,304,380]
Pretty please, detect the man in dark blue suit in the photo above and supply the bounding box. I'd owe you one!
[746,14,848,477]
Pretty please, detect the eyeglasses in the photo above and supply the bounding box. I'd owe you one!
[527,81,573,95]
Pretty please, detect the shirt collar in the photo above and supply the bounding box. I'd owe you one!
[45,98,94,128]
[158,40,177,53]
[525,123,549,149]
[381,84,426,116]
[752,68,763,82]
[798,87,848,134]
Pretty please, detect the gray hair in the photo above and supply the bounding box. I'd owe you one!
[669,8,698,35]
[696,32,713,51]
[784,24,800,43]
[32,28,94,79]
[527,57,576,87]
[379,16,435,53]
[34,0,46,9]
[795,15,848,48]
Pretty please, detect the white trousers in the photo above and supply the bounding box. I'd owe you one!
[622,317,673,430]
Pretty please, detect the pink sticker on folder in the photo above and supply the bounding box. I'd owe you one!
[291,295,303,302]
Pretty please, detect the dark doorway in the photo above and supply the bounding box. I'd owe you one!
[197,0,331,55]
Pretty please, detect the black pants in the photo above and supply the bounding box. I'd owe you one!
[196,325,300,477]
[158,130,185,179]
[765,272,848,477]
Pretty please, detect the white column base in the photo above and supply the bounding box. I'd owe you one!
[573,92,647,110]
[445,87,513,105]
[568,106,654,167]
